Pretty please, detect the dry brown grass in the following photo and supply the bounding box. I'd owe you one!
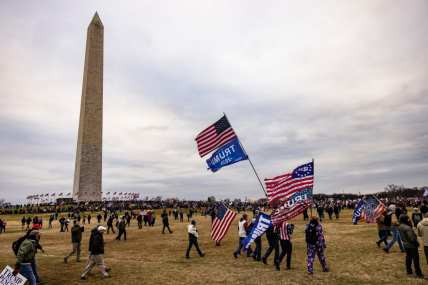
[0,209,427,285]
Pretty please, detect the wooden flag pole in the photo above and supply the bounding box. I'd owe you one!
[223,112,268,197]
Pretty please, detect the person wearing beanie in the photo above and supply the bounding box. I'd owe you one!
[398,214,423,278]
[81,226,110,280]
[185,220,205,258]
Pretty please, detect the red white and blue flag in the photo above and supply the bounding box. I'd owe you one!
[195,115,237,157]
[211,203,237,242]
[361,195,386,223]
[265,162,314,205]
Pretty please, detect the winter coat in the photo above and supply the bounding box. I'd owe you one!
[16,239,37,265]
[417,218,428,247]
[398,223,419,249]
[88,229,104,255]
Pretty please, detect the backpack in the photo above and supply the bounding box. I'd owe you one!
[305,224,318,245]
[12,236,26,256]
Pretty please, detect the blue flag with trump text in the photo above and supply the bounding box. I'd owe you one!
[242,213,272,249]
[206,138,248,172]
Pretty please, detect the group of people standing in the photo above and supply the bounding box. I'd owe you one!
[376,201,428,279]
[233,212,329,274]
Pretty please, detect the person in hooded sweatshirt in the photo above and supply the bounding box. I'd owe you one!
[185,220,205,258]
[398,214,423,278]
[417,212,428,264]
[81,226,110,280]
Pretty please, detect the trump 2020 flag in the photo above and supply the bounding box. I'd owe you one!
[242,213,272,249]
[352,199,365,224]
[206,138,248,172]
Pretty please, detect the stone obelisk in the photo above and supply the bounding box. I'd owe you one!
[73,12,103,202]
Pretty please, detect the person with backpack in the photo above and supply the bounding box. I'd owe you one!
[12,229,45,284]
[64,220,84,263]
[399,214,424,278]
[12,230,42,285]
[116,216,127,241]
[276,221,294,271]
[81,226,110,280]
[305,216,329,274]
[185,220,205,258]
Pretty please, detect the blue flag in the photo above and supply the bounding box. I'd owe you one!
[206,138,248,172]
[352,199,365,224]
[242,213,272,249]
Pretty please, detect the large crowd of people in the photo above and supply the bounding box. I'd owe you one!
[2,196,428,284]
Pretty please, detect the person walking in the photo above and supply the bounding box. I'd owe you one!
[161,210,173,234]
[383,222,405,253]
[64,221,84,263]
[13,230,41,285]
[116,217,127,241]
[417,212,428,264]
[21,216,26,231]
[81,226,110,280]
[107,216,115,234]
[376,211,389,247]
[277,222,294,271]
[262,226,279,266]
[305,216,329,274]
[233,214,252,258]
[185,220,205,258]
[399,214,424,278]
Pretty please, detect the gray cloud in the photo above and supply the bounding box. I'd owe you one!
[0,1,427,202]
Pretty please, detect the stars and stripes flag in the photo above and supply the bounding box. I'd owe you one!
[195,115,237,157]
[361,195,386,223]
[265,162,314,205]
[211,203,237,242]
[270,188,312,225]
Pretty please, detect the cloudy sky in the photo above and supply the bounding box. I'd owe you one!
[1,1,427,203]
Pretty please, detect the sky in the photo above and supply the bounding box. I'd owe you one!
[0,1,427,203]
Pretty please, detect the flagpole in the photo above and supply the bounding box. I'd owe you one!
[310,158,314,216]
[223,112,268,197]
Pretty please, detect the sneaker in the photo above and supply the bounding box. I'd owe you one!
[185,256,190,259]
[376,241,380,248]
[275,264,280,271]
[416,274,424,279]
[233,252,238,258]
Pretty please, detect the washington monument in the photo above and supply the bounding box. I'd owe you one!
[73,13,103,202]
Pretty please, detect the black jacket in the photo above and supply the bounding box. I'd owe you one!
[71,225,84,243]
[88,228,104,255]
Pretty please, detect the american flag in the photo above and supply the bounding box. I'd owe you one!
[271,198,311,226]
[195,115,237,157]
[265,162,314,204]
[211,203,237,242]
[362,195,386,223]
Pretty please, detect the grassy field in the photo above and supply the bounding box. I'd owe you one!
[0,209,427,285]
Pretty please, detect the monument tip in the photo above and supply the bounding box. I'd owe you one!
[90,12,103,27]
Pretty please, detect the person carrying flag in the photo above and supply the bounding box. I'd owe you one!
[261,226,280,266]
[233,214,252,258]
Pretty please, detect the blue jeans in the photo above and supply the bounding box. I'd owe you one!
[385,227,405,252]
[20,263,37,285]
